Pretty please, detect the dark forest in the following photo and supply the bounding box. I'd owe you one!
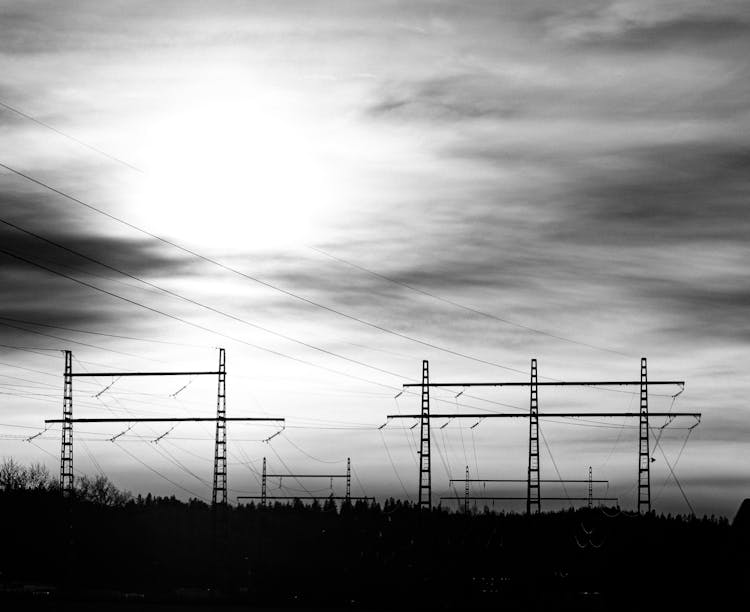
[1,460,748,610]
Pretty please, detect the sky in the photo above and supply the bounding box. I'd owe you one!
[0,0,748,517]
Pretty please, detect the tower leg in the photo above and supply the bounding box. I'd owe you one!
[464,465,470,514]
[261,457,267,507]
[527,358,540,515]
[60,350,73,496]
[212,348,227,505]
[418,360,431,509]
[638,357,650,513]
[345,457,351,503]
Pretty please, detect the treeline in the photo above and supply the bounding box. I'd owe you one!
[0,459,747,608]
[0,458,131,506]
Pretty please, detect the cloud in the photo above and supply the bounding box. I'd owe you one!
[572,14,750,51]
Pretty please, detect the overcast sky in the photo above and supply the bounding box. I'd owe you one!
[0,0,748,516]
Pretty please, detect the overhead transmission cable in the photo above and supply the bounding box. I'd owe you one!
[113,441,207,501]
[0,217,408,380]
[0,246,409,392]
[0,163,531,376]
[0,99,143,173]
[379,429,411,500]
[0,249,531,414]
[309,245,631,358]
[540,430,572,507]
[0,315,209,348]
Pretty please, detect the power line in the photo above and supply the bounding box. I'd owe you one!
[0,316,208,348]
[0,318,157,362]
[0,216,407,380]
[310,245,631,357]
[0,251,534,416]
[0,100,143,173]
[113,441,207,501]
[0,162,530,375]
[0,246,407,392]
[379,429,411,500]
[280,432,346,465]
[655,440,695,515]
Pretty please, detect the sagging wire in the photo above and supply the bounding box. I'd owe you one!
[29,440,58,461]
[470,424,480,482]
[648,383,691,463]
[113,440,207,501]
[379,428,411,500]
[653,417,700,504]
[267,443,314,496]
[540,429,572,507]
[351,464,367,498]
[394,395,418,470]
[81,438,106,478]
[650,415,676,461]
[434,428,454,484]
[150,441,211,487]
[599,392,636,474]
[656,440,695,515]
[280,431,344,465]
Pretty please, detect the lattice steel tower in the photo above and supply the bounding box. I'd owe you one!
[60,350,74,496]
[638,357,650,513]
[464,465,470,514]
[588,466,593,509]
[212,348,227,505]
[345,457,351,503]
[527,358,540,515]
[418,360,431,509]
[261,457,267,506]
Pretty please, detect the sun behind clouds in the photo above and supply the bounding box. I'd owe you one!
[132,90,343,250]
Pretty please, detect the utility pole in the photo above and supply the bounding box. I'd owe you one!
[390,359,695,514]
[261,457,267,506]
[418,360,431,509]
[527,359,540,515]
[212,348,227,506]
[442,496,618,504]
[60,350,73,496]
[51,349,284,501]
[464,465,470,514]
[346,457,351,503]
[248,459,360,506]
[638,357,650,514]
[449,475,610,511]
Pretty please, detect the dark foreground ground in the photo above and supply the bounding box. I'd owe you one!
[1,488,749,610]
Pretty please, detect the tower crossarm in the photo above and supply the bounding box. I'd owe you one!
[386,412,700,419]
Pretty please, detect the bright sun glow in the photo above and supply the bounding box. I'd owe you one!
[133,95,341,250]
